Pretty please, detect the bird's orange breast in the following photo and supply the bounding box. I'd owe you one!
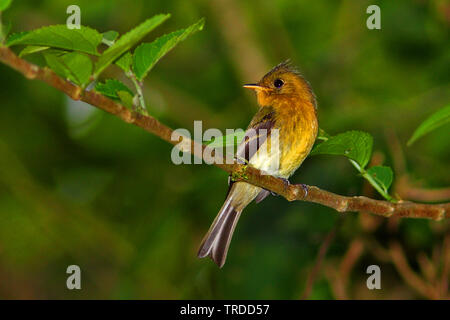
[274,98,318,178]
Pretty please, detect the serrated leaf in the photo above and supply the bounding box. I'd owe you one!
[117,90,134,109]
[408,104,450,146]
[94,14,170,78]
[102,30,119,46]
[310,130,373,168]
[0,0,12,11]
[19,45,49,57]
[115,52,133,72]
[5,30,27,43]
[95,79,134,101]
[207,131,245,148]
[133,18,204,81]
[44,51,93,86]
[367,166,393,193]
[7,25,102,56]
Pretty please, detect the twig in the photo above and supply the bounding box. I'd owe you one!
[389,242,440,299]
[339,239,365,295]
[350,159,395,202]
[326,238,365,300]
[417,252,437,284]
[301,218,341,299]
[1,46,449,220]
[397,181,450,203]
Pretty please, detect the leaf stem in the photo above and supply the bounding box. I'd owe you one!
[317,131,395,202]
[129,72,148,116]
[350,159,395,202]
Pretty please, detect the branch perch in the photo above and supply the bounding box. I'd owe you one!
[0,46,448,221]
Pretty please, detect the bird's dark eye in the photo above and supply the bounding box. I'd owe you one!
[274,79,284,88]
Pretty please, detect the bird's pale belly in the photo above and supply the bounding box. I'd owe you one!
[278,121,318,178]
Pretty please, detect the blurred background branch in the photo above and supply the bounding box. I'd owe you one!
[0,0,448,299]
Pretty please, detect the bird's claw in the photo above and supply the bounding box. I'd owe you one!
[271,178,290,197]
[301,183,308,198]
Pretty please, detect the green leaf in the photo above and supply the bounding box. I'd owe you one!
[95,79,134,100]
[133,18,204,81]
[117,90,134,109]
[5,30,27,44]
[367,166,394,193]
[7,25,102,56]
[94,14,170,78]
[44,51,93,86]
[0,0,12,11]
[207,131,245,148]
[19,45,49,57]
[102,30,119,46]
[407,104,450,146]
[311,130,373,168]
[115,52,133,72]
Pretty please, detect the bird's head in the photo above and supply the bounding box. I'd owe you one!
[244,61,316,109]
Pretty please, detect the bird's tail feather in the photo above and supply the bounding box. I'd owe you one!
[197,198,242,268]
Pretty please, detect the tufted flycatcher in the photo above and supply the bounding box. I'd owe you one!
[197,61,318,267]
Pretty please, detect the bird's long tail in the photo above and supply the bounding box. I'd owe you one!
[197,196,242,268]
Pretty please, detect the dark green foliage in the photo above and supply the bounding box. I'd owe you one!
[311,130,373,169]
[133,18,205,80]
[7,25,103,55]
[408,104,450,146]
[0,0,447,300]
[94,14,170,78]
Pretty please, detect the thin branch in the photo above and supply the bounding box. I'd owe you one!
[389,242,440,299]
[417,251,437,284]
[340,239,365,292]
[1,46,449,220]
[301,218,341,299]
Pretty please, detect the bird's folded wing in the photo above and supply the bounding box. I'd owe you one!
[236,106,276,164]
[228,106,276,203]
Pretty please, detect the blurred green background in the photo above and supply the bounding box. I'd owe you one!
[0,0,449,299]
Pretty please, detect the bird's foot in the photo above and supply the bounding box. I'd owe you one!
[271,178,290,196]
[300,184,308,198]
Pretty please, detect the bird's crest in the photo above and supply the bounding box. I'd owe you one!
[265,59,301,78]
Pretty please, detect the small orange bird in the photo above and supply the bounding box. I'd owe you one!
[198,61,318,267]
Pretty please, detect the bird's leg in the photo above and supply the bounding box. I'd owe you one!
[271,181,308,199]
[300,184,308,198]
[271,178,290,196]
